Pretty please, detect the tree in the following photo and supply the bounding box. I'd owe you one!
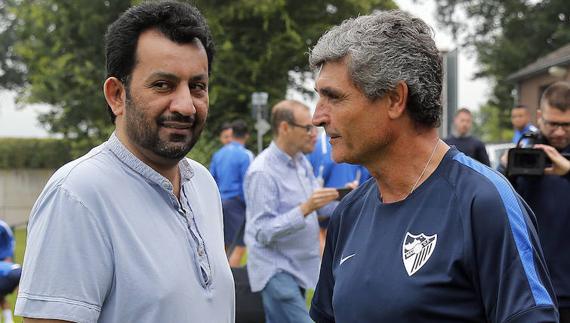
[191,0,397,159]
[433,0,570,141]
[1,0,396,159]
[0,0,25,90]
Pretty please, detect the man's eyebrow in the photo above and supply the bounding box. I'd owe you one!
[190,73,208,82]
[147,71,180,82]
[146,72,208,83]
[315,86,340,98]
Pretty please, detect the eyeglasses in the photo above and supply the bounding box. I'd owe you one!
[289,122,316,134]
[542,118,570,132]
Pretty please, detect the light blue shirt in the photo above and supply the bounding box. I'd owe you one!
[210,141,254,200]
[244,142,336,292]
[16,133,234,323]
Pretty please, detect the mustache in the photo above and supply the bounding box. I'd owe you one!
[157,113,195,125]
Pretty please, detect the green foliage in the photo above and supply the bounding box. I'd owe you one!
[1,0,396,163]
[472,103,513,142]
[0,0,25,90]
[0,138,73,169]
[434,0,570,141]
[196,0,396,136]
[1,0,131,143]
[187,132,221,167]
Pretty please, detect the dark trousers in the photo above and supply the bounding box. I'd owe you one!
[222,197,246,247]
[561,307,570,323]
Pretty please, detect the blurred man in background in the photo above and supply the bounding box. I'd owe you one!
[445,108,490,166]
[210,119,254,267]
[307,131,369,254]
[512,81,570,323]
[218,121,233,145]
[511,104,538,145]
[0,220,20,323]
[244,100,338,323]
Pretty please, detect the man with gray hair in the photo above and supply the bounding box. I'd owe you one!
[309,10,558,322]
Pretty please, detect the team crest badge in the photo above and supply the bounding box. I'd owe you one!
[402,232,437,276]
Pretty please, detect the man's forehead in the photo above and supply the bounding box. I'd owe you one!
[135,29,208,68]
[541,103,570,118]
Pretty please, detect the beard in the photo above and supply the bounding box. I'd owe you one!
[124,94,205,160]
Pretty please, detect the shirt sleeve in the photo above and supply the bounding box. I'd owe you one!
[467,181,558,323]
[310,207,338,323]
[244,171,306,246]
[15,185,113,323]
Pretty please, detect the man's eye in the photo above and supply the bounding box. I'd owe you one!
[153,81,171,91]
[191,83,207,91]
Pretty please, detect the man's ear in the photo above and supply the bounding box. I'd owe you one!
[103,77,127,117]
[386,81,408,120]
[279,120,290,135]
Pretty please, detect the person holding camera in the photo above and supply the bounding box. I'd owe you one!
[512,81,570,322]
[243,100,339,323]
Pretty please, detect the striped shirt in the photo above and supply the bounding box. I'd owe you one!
[244,142,336,292]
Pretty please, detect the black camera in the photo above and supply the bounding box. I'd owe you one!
[506,131,570,177]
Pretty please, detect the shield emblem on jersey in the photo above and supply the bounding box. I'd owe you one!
[402,232,437,276]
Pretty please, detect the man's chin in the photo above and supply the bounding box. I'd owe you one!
[155,144,193,160]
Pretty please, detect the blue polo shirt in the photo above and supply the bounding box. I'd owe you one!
[307,133,370,188]
[0,221,14,260]
[513,123,538,145]
[210,141,254,200]
[311,148,558,323]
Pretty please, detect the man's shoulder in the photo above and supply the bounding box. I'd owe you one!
[446,152,516,210]
[49,144,113,189]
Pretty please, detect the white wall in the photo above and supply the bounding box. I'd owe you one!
[0,169,53,226]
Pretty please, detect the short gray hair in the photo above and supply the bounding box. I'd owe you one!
[309,10,442,128]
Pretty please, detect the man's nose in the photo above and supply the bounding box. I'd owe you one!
[170,86,196,116]
[312,100,328,127]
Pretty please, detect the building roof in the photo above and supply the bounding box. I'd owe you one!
[507,43,570,81]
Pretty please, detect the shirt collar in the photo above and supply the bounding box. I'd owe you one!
[268,141,304,167]
[229,141,244,147]
[106,132,194,191]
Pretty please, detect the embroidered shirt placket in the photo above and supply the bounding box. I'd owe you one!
[177,186,212,288]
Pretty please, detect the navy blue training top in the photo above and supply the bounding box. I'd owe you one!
[310,148,558,323]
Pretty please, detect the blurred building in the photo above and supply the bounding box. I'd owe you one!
[508,43,570,123]
[440,48,459,139]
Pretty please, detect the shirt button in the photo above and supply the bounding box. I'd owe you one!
[198,246,205,256]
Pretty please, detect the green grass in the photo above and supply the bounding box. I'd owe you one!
[8,227,26,323]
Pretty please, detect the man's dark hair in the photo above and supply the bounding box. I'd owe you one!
[219,122,232,134]
[513,104,528,110]
[231,120,249,139]
[104,1,215,123]
[541,81,570,112]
